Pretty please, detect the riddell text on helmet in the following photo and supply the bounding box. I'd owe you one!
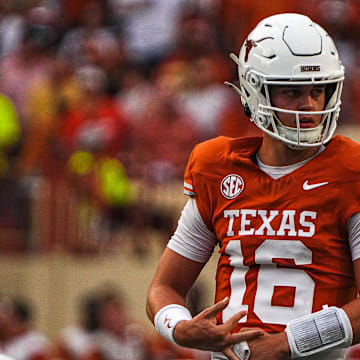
[300,65,321,72]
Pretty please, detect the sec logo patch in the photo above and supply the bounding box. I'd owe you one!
[220,174,244,199]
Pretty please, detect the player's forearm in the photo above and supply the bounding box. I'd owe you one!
[146,283,187,323]
[146,248,205,322]
[343,297,360,344]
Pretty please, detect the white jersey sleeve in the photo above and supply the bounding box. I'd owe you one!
[347,212,360,261]
[167,198,217,263]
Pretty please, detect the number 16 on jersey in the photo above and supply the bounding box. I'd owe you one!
[223,239,315,325]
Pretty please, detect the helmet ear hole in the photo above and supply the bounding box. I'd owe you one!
[244,104,252,118]
[249,74,261,88]
[258,114,270,128]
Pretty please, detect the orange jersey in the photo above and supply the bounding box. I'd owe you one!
[184,135,360,333]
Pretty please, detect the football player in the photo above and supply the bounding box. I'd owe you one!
[146,13,360,360]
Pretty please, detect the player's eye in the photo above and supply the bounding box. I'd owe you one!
[282,88,300,98]
[311,87,325,98]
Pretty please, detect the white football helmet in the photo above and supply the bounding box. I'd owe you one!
[226,13,344,148]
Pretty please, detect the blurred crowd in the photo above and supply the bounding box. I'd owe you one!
[0,284,211,360]
[0,0,360,254]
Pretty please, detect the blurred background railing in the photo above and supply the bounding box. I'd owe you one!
[0,0,360,359]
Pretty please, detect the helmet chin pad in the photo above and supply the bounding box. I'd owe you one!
[275,117,324,147]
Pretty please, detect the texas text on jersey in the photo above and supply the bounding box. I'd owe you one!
[184,134,360,334]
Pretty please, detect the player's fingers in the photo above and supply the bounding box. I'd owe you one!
[222,310,248,332]
[202,297,229,319]
[222,347,240,360]
[226,329,264,346]
[239,326,264,333]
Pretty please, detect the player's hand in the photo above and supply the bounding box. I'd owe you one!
[247,332,290,360]
[173,297,264,358]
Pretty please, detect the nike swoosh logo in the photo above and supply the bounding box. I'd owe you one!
[303,180,329,191]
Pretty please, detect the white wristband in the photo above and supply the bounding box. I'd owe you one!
[285,306,353,358]
[154,304,192,344]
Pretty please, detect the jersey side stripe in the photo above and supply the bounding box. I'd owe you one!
[184,182,194,190]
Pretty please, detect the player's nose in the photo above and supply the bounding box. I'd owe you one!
[298,92,318,111]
